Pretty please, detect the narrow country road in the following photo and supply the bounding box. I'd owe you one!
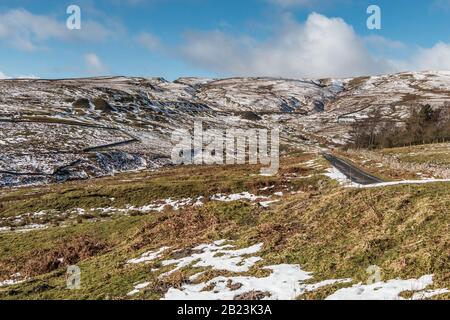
[322,153,385,185]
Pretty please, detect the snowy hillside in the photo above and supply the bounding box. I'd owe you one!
[1,71,449,187]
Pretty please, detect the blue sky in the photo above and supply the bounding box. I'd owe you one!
[0,0,449,80]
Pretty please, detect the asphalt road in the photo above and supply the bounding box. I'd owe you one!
[322,153,385,185]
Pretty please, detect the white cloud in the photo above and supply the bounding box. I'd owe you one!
[137,32,162,52]
[0,9,119,51]
[16,75,40,79]
[178,12,450,78]
[412,42,450,71]
[0,71,39,79]
[84,53,108,75]
[180,13,391,79]
[363,35,406,50]
[0,71,9,79]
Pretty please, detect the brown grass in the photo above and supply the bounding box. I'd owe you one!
[234,290,271,300]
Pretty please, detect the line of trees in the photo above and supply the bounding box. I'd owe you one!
[349,104,450,149]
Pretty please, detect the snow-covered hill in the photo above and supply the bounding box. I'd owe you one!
[1,71,449,187]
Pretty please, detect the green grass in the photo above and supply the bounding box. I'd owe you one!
[0,162,286,219]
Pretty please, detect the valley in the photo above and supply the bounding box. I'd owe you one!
[1,71,449,187]
[0,72,449,300]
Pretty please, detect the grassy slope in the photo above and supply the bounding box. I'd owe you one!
[381,143,450,166]
[336,143,450,181]
[0,152,448,300]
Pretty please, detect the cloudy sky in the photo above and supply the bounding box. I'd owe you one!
[0,0,449,80]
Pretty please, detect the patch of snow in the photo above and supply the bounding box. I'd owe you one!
[73,208,86,215]
[137,198,194,212]
[0,273,24,287]
[324,166,450,189]
[193,196,204,206]
[210,192,267,202]
[326,275,448,300]
[0,226,11,233]
[411,289,450,300]
[323,167,361,187]
[360,179,450,188]
[161,241,263,276]
[259,200,280,208]
[163,264,351,300]
[127,282,151,296]
[15,224,48,233]
[127,246,170,264]
[32,210,47,217]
